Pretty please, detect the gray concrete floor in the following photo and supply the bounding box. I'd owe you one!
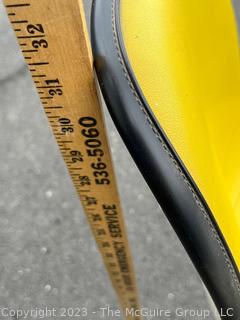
[0,1,239,319]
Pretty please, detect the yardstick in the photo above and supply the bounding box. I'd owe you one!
[4,0,140,318]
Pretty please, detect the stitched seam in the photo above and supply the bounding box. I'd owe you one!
[111,0,240,294]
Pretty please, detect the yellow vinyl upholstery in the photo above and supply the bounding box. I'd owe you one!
[121,0,240,268]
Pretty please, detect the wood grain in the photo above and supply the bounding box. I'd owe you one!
[4,0,140,317]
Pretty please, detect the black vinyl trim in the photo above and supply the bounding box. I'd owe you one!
[91,0,240,317]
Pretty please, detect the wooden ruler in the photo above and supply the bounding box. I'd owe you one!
[4,0,140,317]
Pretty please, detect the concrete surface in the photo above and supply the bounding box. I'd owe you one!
[0,1,239,319]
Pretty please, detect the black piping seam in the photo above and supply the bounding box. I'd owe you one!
[111,0,240,294]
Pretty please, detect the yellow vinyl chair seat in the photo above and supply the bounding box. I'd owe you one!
[121,0,240,270]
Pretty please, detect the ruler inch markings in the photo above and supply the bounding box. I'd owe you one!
[17,34,46,39]
[10,20,28,23]
[44,106,63,109]
[36,86,62,89]
[28,62,49,66]
[23,49,38,53]
[32,74,46,78]
[4,0,140,318]
[6,3,30,8]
